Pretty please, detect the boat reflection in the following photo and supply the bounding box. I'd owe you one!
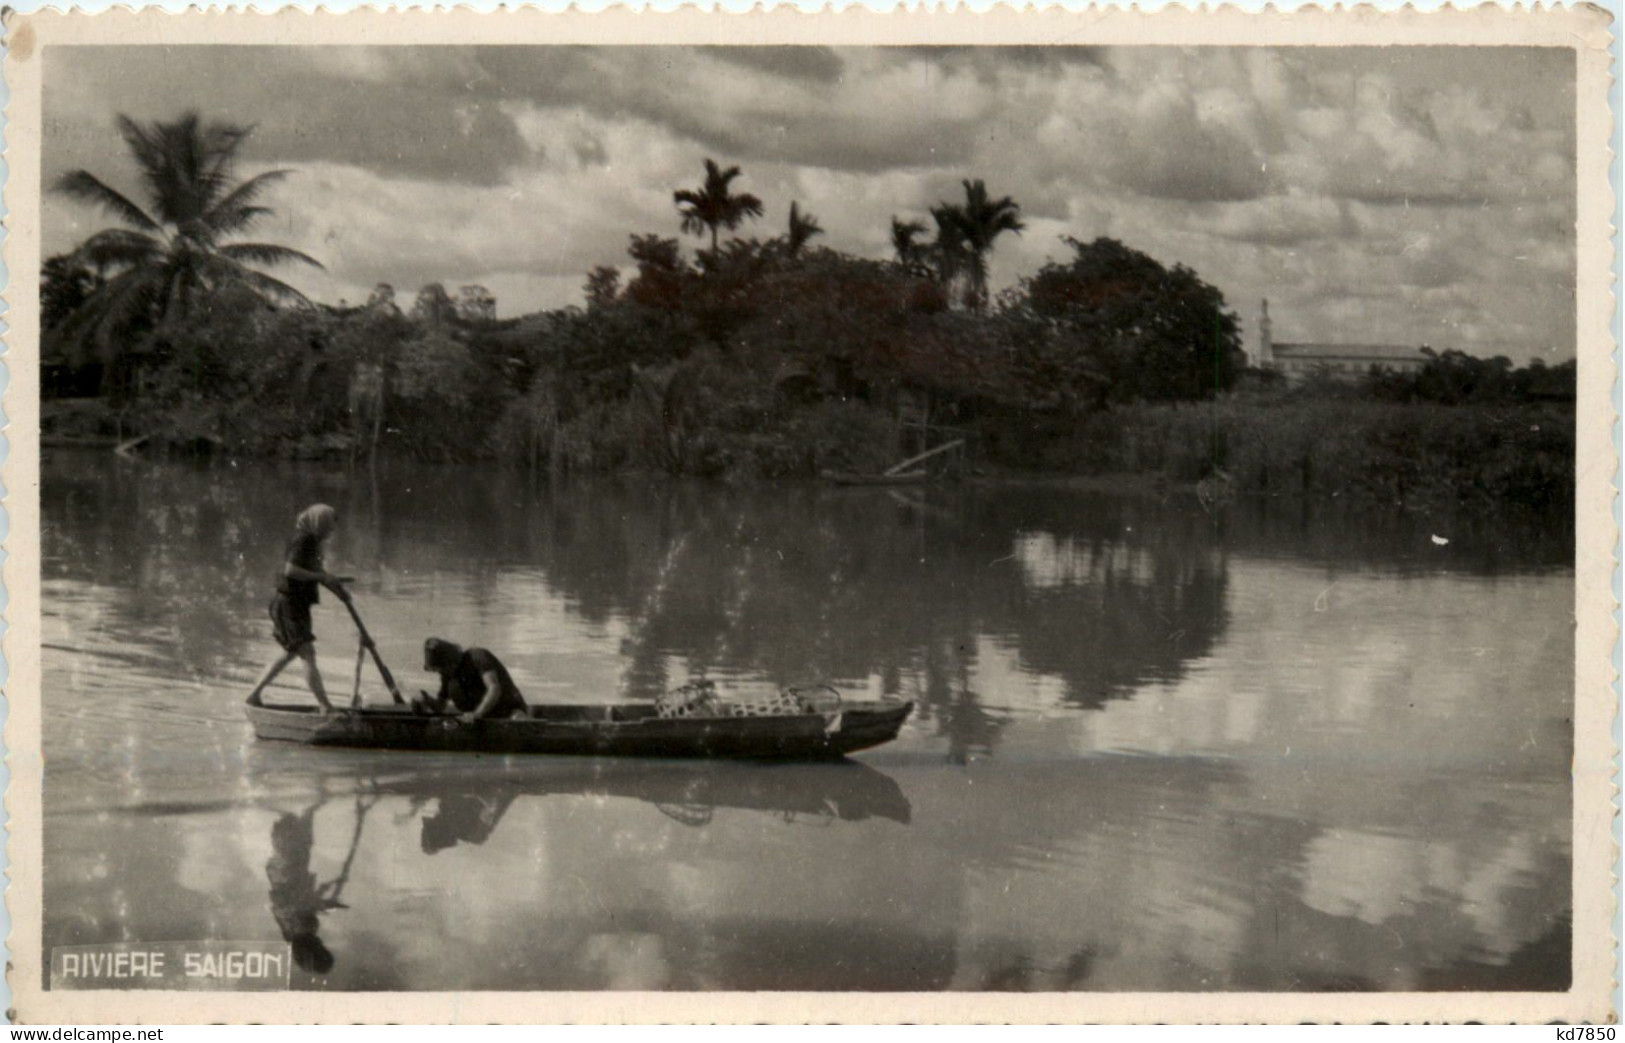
[351,756,912,831]
[261,757,911,976]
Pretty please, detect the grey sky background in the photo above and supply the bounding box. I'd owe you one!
[42,45,1577,361]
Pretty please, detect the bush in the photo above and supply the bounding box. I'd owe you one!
[1099,397,1574,510]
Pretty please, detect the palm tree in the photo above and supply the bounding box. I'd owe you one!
[785,201,824,257]
[889,216,929,269]
[951,179,1025,311]
[928,203,970,294]
[673,159,764,260]
[51,111,322,363]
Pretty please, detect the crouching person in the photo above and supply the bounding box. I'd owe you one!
[417,638,530,723]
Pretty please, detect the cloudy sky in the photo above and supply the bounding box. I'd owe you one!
[43,45,1575,361]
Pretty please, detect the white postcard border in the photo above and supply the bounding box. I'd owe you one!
[2,5,1614,1023]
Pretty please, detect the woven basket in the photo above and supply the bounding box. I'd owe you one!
[655,681,837,719]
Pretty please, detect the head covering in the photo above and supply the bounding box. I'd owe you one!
[296,504,338,538]
[290,934,335,974]
[424,637,464,675]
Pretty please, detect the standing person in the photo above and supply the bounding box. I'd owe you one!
[247,504,355,712]
[417,638,529,723]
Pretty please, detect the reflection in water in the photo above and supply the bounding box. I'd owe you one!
[266,792,374,975]
[251,759,913,979]
[418,792,515,853]
[41,452,1574,991]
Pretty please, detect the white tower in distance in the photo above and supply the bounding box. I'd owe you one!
[1258,299,1274,369]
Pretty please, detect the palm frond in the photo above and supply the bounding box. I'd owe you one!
[787,201,824,255]
[676,159,764,249]
[73,229,164,272]
[704,159,741,190]
[51,267,163,367]
[159,112,211,222]
[218,242,324,270]
[200,254,315,308]
[726,192,765,228]
[199,123,255,207]
[202,170,290,235]
[115,113,183,225]
[890,216,928,264]
[53,171,162,232]
[237,268,315,308]
[206,205,274,235]
[118,111,255,226]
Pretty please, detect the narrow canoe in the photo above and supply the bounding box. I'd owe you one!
[246,698,915,760]
[821,469,927,487]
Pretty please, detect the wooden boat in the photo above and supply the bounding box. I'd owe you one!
[822,438,966,487]
[246,697,915,760]
[821,469,927,487]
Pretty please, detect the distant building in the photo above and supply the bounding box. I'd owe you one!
[1255,299,1428,384]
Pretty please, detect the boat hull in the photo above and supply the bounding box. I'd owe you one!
[821,470,926,487]
[246,700,914,759]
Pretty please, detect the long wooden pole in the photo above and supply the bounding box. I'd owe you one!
[337,595,406,704]
[884,438,965,477]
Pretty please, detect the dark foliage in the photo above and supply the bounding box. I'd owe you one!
[43,148,1573,506]
[49,111,322,375]
[41,254,106,334]
[1366,348,1576,405]
[1020,237,1246,405]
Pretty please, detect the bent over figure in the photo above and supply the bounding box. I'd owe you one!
[418,638,530,723]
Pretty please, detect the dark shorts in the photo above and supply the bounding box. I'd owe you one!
[269,594,315,652]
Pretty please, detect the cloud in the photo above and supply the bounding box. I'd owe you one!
[696,46,846,83]
[39,43,1578,360]
[1105,84,1271,202]
[1187,194,1356,248]
[1285,61,1574,209]
[395,46,997,174]
[889,45,1111,81]
[44,48,535,187]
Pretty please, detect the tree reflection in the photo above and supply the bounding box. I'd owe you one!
[43,452,1570,764]
[497,482,1234,751]
[42,456,1232,757]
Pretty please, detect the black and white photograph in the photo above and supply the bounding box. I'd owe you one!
[5,6,1612,1024]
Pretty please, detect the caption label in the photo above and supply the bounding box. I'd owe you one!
[50,940,293,991]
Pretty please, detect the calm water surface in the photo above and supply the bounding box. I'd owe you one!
[42,452,1574,991]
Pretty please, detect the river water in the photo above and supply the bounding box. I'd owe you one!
[40,451,1574,992]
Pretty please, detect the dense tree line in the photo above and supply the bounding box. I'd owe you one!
[1365,348,1576,406]
[43,113,1250,477]
[45,109,1571,504]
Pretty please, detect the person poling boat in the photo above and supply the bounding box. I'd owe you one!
[414,637,530,724]
[246,504,358,715]
[244,605,917,758]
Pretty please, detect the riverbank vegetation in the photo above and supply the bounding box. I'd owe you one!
[43,111,1574,513]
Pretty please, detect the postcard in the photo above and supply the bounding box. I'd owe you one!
[4,4,1613,1024]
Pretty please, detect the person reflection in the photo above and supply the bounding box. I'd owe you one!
[416,788,519,854]
[265,790,376,974]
